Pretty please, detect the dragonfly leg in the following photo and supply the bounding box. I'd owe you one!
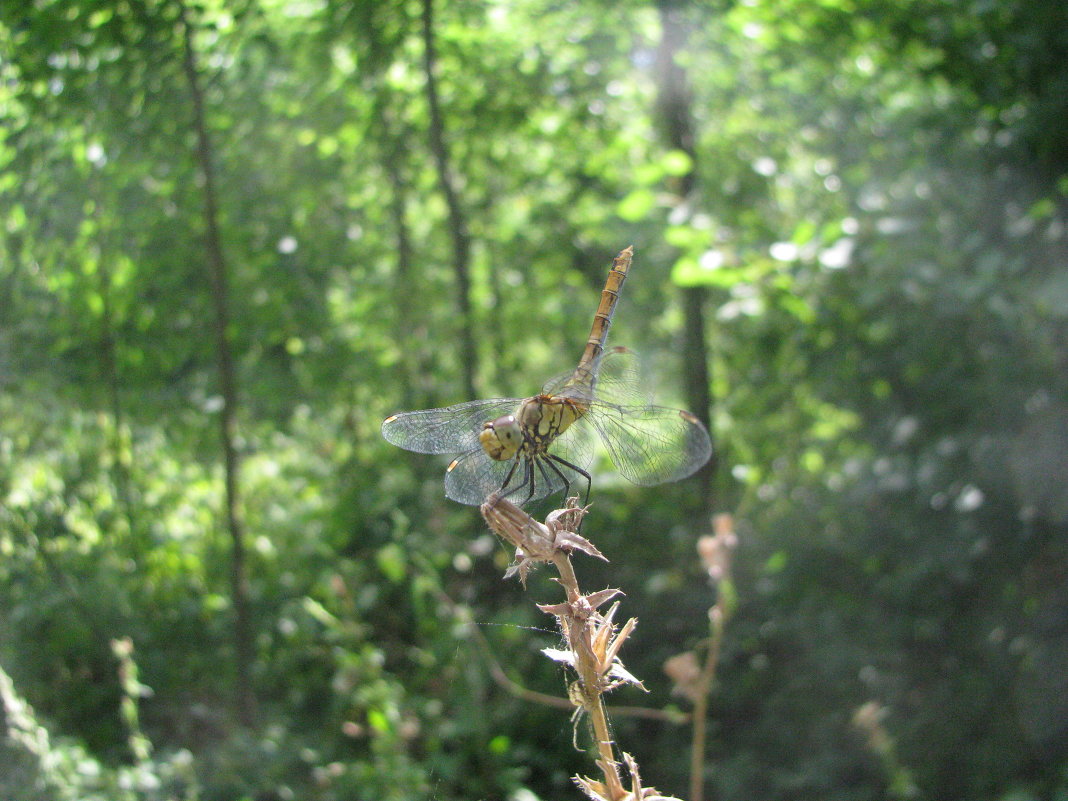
[498,456,522,494]
[500,456,536,505]
[547,454,591,508]
[521,457,537,505]
[539,456,571,501]
[534,457,559,500]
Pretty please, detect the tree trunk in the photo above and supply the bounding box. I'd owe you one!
[373,87,424,411]
[655,7,717,797]
[420,0,479,401]
[655,1,716,522]
[177,0,256,726]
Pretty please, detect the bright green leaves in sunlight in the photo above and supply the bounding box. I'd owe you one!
[616,149,695,223]
[616,187,657,222]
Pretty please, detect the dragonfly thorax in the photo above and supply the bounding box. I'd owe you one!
[479,395,586,463]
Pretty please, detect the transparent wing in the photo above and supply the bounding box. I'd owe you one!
[586,401,712,486]
[584,347,654,407]
[541,365,582,398]
[381,399,520,454]
[543,347,709,486]
[444,448,522,505]
[544,347,650,407]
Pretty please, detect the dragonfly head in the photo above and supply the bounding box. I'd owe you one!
[479,415,523,461]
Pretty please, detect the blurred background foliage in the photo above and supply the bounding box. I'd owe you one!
[1,0,1067,799]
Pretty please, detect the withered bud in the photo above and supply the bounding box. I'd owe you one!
[852,700,886,731]
[697,513,739,580]
[663,651,702,701]
[545,498,589,536]
[539,595,644,692]
[481,494,602,584]
[713,512,735,537]
[482,494,554,553]
[852,700,893,754]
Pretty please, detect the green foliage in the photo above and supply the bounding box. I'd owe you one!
[2,0,1067,799]
[1,662,199,801]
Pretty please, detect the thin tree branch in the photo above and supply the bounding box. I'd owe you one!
[176,0,255,726]
[420,0,479,401]
[86,173,134,537]
[376,92,422,410]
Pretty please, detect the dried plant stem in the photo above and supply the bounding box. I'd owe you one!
[551,551,625,799]
[689,607,725,801]
[686,514,739,801]
[482,495,674,801]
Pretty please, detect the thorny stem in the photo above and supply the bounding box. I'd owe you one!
[481,495,663,800]
[551,550,625,799]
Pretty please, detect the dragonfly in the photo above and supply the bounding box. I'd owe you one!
[381,247,712,506]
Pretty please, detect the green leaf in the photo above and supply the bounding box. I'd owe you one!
[367,708,392,735]
[664,224,708,250]
[661,149,693,176]
[616,188,656,221]
[672,255,746,288]
[765,551,788,574]
[375,543,407,583]
[791,219,817,245]
[1028,198,1055,219]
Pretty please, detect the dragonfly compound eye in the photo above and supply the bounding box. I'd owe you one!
[479,415,522,461]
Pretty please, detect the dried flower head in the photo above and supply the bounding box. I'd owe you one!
[481,493,605,584]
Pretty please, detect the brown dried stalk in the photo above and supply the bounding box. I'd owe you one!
[481,494,683,801]
[662,513,738,801]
